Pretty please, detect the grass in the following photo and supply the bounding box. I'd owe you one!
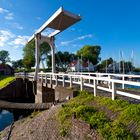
[0,76,15,88]
[57,91,140,139]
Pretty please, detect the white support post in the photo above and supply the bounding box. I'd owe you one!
[96,74,99,85]
[63,75,65,87]
[45,75,47,84]
[50,75,52,85]
[70,76,72,88]
[122,76,125,89]
[80,77,83,91]
[94,79,97,96]
[56,75,58,86]
[112,82,116,100]
[108,75,111,89]
[50,37,55,73]
[34,34,41,81]
[41,74,43,83]
[89,73,90,83]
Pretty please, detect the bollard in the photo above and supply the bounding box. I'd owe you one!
[112,82,116,100]
[80,77,83,91]
[70,76,72,88]
[94,79,97,96]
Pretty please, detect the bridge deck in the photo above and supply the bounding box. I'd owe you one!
[0,100,51,110]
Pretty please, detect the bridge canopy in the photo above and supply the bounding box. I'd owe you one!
[28,7,81,42]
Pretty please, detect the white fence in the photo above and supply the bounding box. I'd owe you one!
[15,72,140,101]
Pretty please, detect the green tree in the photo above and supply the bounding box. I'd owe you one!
[23,40,51,69]
[47,51,77,71]
[0,50,10,64]
[97,58,113,72]
[12,59,23,69]
[120,61,134,73]
[77,45,101,65]
[100,58,113,69]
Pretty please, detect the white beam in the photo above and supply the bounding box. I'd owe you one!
[28,7,81,42]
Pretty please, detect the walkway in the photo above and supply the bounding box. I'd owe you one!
[0,100,51,110]
[15,72,140,101]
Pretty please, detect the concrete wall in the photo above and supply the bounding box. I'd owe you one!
[0,78,78,103]
[35,82,79,103]
[55,86,78,102]
[0,78,35,102]
[35,82,55,103]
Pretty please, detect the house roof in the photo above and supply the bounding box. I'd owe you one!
[69,60,90,68]
[0,64,13,70]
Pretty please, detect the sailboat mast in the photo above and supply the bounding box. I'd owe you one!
[131,50,134,72]
[122,51,125,74]
[106,59,108,73]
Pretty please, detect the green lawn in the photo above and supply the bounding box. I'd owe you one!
[0,76,15,88]
[58,91,140,139]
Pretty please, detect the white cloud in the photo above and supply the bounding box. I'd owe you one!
[77,34,92,40]
[0,7,14,20]
[9,35,29,48]
[5,12,14,20]
[0,30,15,47]
[12,23,23,30]
[0,29,29,49]
[60,34,93,46]
[0,7,8,14]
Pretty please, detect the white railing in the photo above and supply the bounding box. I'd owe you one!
[69,72,140,89]
[15,72,140,101]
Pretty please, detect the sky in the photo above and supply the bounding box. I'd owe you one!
[0,0,140,67]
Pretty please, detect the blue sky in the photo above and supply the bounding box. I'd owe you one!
[0,0,140,67]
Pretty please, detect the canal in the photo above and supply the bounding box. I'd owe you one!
[0,110,14,131]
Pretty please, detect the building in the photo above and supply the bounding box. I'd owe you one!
[67,60,94,72]
[0,64,14,75]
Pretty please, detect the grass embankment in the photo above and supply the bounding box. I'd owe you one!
[58,91,140,139]
[0,76,15,88]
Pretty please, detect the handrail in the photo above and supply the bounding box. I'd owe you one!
[15,72,140,101]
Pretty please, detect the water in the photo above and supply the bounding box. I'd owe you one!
[0,110,14,131]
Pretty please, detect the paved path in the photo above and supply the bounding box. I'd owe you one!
[0,100,51,110]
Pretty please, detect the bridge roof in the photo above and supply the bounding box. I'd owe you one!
[28,7,81,42]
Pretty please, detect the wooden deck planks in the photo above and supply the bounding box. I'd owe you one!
[0,100,50,110]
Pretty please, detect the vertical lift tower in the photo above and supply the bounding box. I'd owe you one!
[28,7,81,81]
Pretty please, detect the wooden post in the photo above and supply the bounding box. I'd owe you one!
[112,81,116,100]
[80,77,83,91]
[122,76,125,89]
[108,75,111,89]
[89,73,90,83]
[63,75,65,87]
[56,75,58,86]
[70,76,72,88]
[41,74,43,83]
[34,34,40,81]
[50,75,52,85]
[45,75,47,87]
[96,74,99,85]
[45,75,47,84]
[94,79,97,96]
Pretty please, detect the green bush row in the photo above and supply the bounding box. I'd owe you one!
[57,91,140,139]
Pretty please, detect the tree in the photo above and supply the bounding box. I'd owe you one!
[120,61,134,73]
[23,40,51,69]
[77,45,101,65]
[96,57,113,72]
[12,59,23,69]
[47,51,77,71]
[100,58,113,69]
[0,50,10,64]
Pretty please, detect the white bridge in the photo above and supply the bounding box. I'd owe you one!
[19,7,140,102]
[16,72,140,101]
